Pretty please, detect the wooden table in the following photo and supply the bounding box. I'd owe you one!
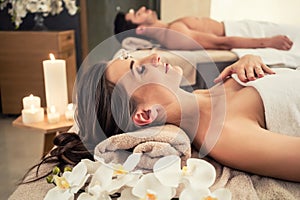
[12,115,74,156]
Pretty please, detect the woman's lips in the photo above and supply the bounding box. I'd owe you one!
[164,63,172,73]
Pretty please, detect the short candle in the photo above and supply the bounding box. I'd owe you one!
[65,103,75,120]
[22,94,41,109]
[47,105,60,124]
[22,105,44,124]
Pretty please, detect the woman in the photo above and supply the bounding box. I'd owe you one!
[88,53,300,182]
[25,53,300,184]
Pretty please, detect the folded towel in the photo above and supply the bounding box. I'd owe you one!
[192,153,300,200]
[94,125,191,172]
[224,20,300,68]
[232,68,300,136]
[121,37,158,50]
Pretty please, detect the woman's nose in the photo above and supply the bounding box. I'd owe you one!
[149,53,161,65]
[140,53,161,66]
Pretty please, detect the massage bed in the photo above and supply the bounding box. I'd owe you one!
[9,125,300,200]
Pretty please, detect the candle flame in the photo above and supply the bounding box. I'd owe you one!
[49,53,56,61]
[29,94,34,98]
[67,103,74,111]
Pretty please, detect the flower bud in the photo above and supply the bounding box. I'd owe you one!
[46,175,54,183]
[64,166,72,172]
[52,166,60,175]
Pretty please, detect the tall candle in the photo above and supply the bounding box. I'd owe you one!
[22,94,41,109]
[43,53,68,115]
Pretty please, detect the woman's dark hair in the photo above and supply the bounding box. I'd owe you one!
[22,61,137,183]
[114,12,149,43]
[21,132,93,184]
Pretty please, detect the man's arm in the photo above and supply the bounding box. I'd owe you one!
[220,35,293,50]
[184,29,293,50]
[136,25,293,50]
[159,23,293,50]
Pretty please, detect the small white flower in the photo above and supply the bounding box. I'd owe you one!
[118,188,139,200]
[154,155,216,190]
[1,0,78,28]
[81,159,102,174]
[63,0,77,15]
[44,161,90,200]
[179,187,232,200]
[78,153,142,199]
[132,173,176,200]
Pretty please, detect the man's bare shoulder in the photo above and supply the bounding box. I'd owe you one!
[168,17,222,34]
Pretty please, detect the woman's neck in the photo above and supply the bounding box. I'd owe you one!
[165,88,212,137]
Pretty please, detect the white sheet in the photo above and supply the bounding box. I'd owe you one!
[232,68,300,136]
[224,20,300,68]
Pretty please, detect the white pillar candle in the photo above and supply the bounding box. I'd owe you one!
[47,105,60,124]
[22,94,41,109]
[43,53,68,116]
[22,105,44,124]
[65,103,75,120]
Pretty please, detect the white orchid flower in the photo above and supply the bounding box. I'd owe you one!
[44,161,90,200]
[132,173,176,200]
[63,0,78,15]
[154,155,216,190]
[78,153,142,199]
[80,159,102,174]
[77,163,114,200]
[179,187,232,200]
[2,0,78,28]
[117,188,139,200]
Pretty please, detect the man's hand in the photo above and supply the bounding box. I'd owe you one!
[214,54,275,83]
[267,35,293,50]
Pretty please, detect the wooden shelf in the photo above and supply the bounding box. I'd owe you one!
[12,114,74,156]
[12,115,74,134]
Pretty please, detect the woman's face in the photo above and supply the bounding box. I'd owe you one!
[106,53,183,104]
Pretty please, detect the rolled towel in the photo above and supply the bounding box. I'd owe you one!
[122,37,154,50]
[94,125,191,172]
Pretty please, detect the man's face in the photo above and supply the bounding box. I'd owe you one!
[125,6,157,25]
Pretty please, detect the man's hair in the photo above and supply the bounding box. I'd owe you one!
[114,12,138,35]
[114,12,148,43]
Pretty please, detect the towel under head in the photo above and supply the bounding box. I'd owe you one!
[94,124,191,172]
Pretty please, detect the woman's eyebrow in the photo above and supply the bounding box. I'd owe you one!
[130,60,134,71]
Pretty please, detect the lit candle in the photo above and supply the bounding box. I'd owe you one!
[65,103,75,120]
[47,105,60,124]
[43,53,68,116]
[22,105,44,124]
[22,94,41,109]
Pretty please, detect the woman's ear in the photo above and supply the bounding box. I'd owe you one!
[132,106,158,126]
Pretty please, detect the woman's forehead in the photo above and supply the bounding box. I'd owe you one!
[106,58,131,83]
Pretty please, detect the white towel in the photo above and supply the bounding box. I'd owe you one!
[231,68,300,137]
[224,20,300,68]
[121,37,157,50]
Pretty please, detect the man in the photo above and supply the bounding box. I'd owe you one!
[114,6,293,51]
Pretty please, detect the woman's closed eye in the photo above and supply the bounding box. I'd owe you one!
[136,65,146,74]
